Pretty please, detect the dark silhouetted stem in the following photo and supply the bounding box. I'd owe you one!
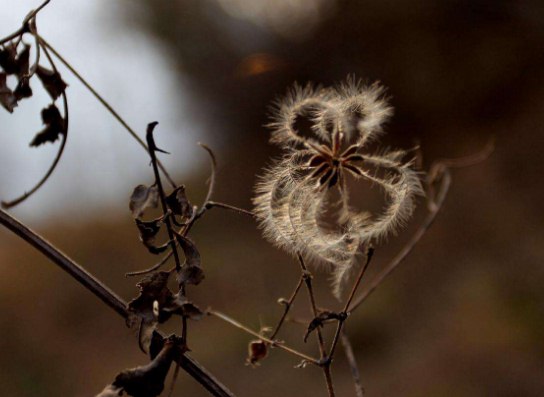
[0,208,235,397]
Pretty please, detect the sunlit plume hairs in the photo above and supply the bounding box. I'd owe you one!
[253,77,424,297]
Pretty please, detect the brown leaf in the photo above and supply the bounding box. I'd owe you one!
[129,185,159,219]
[101,337,178,397]
[135,218,169,255]
[175,234,204,286]
[127,272,174,353]
[29,104,65,146]
[165,185,193,221]
[246,340,268,367]
[0,43,18,74]
[36,65,67,100]
[15,44,30,78]
[14,76,32,100]
[0,73,17,113]
[303,311,346,342]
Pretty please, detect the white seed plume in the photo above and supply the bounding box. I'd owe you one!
[254,77,424,297]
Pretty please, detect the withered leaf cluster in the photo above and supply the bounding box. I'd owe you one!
[129,184,194,255]
[127,271,204,353]
[0,40,68,146]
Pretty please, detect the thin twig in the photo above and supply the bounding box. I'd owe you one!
[328,249,374,360]
[270,273,305,340]
[146,123,182,272]
[0,208,235,397]
[37,36,177,188]
[297,254,336,397]
[208,310,320,365]
[167,362,181,397]
[197,142,217,215]
[340,328,364,397]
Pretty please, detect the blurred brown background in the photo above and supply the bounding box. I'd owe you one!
[1,0,543,396]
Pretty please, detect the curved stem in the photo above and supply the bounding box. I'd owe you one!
[38,36,177,188]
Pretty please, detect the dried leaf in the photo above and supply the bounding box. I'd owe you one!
[135,218,169,255]
[128,272,173,352]
[175,234,204,286]
[165,185,193,221]
[165,298,204,320]
[129,185,159,219]
[0,43,18,74]
[304,311,346,342]
[15,44,30,78]
[29,104,65,146]
[107,337,178,397]
[128,272,173,324]
[0,73,17,112]
[246,340,268,367]
[36,65,67,100]
[14,76,32,100]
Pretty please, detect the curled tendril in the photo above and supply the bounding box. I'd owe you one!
[254,76,424,297]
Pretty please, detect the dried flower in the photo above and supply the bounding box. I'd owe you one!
[254,77,423,297]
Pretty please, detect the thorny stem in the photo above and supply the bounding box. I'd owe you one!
[37,36,177,188]
[146,123,190,344]
[1,39,69,209]
[208,310,320,365]
[297,254,335,397]
[270,273,305,340]
[146,123,183,272]
[340,328,364,397]
[0,208,235,397]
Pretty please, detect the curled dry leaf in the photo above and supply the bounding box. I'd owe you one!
[36,65,67,100]
[14,44,30,78]
[165,185,193,222]
[95,337,179,397]
[127,271,203,352]
[0,72,17,112]
[303,311,346,342]
[175,234,204,286]
[135,217,169,255]
[29,104,65,146]
[246,340,268,367]
[14,76,32,100]
[129,185,159,219]
[0,43,18,74]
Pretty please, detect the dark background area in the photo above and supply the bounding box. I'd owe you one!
[1,1,543,396]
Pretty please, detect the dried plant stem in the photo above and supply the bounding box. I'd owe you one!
[167,362,181,397]
[37,36,177,188]
[146,123,191,343]
[270,273,305,340]
[0,208,235,397]
[297,254,335,397]
[208,310,320,365]
[340,328,364,397]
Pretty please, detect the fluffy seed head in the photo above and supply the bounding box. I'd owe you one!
[254,77,423,298]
